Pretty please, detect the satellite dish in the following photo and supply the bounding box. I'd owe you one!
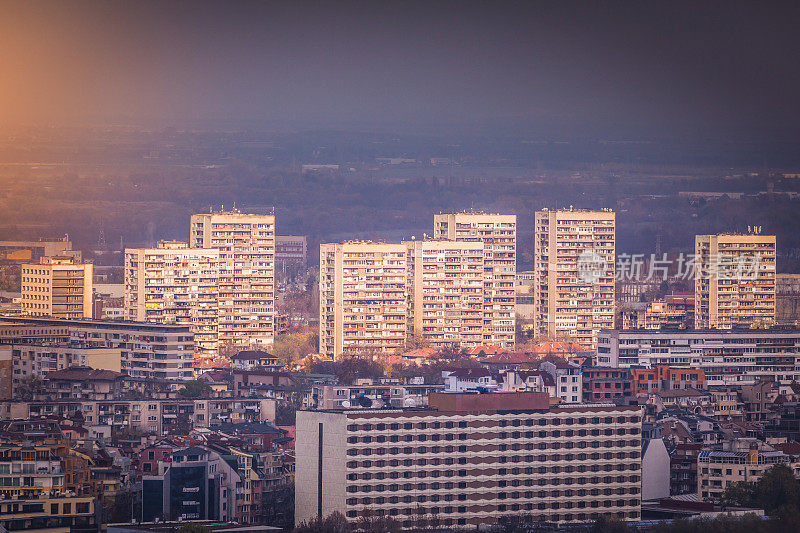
[403,398,417,408]
[341,400,351,408]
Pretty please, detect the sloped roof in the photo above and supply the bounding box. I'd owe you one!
[518,370,555,387]
[530,341,590,355]
[231,350,277,361]
[175,445,210,457]
[477,352,539,365]
[447,367,491,379]
[47,367,123,381]
[773,441,800,455]
[401,348,438,359]
[656,387,709,398]
[466,345,508,356]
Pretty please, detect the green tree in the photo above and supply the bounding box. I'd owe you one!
[721,463,800,517]
[720,480,757,508]
[177,379,212,398]
[754,463,800,515]
[15,374,45,401]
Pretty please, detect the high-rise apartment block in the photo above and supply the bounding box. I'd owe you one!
[319,242,408,357]
[190,211,276,349]
[534,209,615,349]
[694,233,776,329]
[295,393,643,529]
[20,257,93,319]
[433,212,516,346]
[405,240,485,349]
[124,241,220,358]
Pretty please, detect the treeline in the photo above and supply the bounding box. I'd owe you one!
[3,163,800,271]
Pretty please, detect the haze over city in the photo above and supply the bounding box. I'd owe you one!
[2,1,800,140]
[1,2,800,533]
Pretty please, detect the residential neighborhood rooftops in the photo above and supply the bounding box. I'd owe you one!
[46,367,123,381]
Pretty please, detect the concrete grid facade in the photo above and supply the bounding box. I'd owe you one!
[406,240,485,350]
[296,395,643,529]
[534,209,615,349]
[694,233,776,329]
[21,257,93,319]
[433,213,516,347]
[190,211,276,350]
[319,242,408,357]
[125,241,220,358]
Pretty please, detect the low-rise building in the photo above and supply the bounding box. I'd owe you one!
[631,365,705,395]
[597,328,800,385]
[698,439,800,501]
[21,256,93,319]
[539,360,583,404]
[582,367,633,403]
[142,445,240,522]
[442,367,493,392]
[0,316,194,381]
[230,350,281,371]
[0,495,99,533]
[296,392,643,529]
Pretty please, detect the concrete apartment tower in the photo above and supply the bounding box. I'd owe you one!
[433,212,516,347]
[319,242,407,358]
[694,233,776,329]
[124,240,220,358]
[534,208,615,349]
[20,256,93,319]
[190,210,276,351]
[405,239,485,350]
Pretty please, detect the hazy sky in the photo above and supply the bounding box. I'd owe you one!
[2,1,800,139]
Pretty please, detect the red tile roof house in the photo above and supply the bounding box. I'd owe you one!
[501,370,556,397]
[441,367,494,392]
[230,350,281,371]
[476,352,540,372]
[466,345,508,357]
